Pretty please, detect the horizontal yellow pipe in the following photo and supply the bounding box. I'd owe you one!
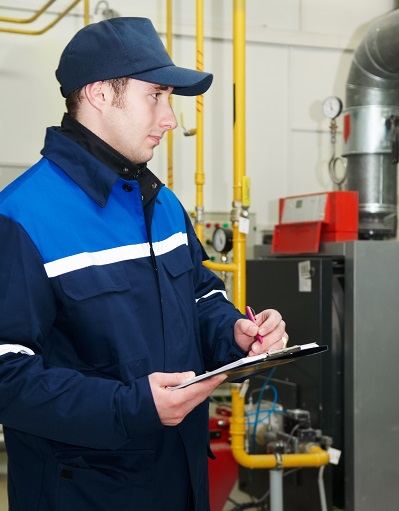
[0,0,82,35]
[230,386,330,469]
[0,0,57,24]
[203,260,237,273]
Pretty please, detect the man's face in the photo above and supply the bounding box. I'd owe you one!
[102,79,177,164]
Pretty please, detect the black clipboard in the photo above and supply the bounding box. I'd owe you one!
[169,343,328,390]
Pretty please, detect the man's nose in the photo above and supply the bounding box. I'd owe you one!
[162,102,178,131]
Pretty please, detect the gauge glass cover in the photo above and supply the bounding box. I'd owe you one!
[322,96,342,119]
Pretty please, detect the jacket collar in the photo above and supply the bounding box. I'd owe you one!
[41,127,163,208]
[59,114,147,181]
[41,127,119,207]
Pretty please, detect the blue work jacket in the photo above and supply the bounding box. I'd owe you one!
[0,127,246,510]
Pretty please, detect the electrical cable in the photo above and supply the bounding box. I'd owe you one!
[245,406,285,426]
[248,369,276,453]
[284,423,300,453]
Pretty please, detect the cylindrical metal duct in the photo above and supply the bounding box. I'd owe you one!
[342,9,399,239]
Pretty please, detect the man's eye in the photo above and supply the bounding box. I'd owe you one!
[151,93,160,99]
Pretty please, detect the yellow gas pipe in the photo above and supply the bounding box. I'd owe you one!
[166,0,174,190]
[83,0,90,26]
[0,0,90,34]
[0,0,57,23]
[231,0,248,312]
[202,0,247,313]
[230,385,330,469]
[194,0,205,242]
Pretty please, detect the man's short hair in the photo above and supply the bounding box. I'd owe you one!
[65,77,130,118]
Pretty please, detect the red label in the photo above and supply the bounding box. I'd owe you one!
[344,114,350,143]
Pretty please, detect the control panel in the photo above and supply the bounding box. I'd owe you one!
[190,211,258,301]
[191,211,257,262]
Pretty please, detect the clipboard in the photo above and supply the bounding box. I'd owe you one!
[169,343,328,390]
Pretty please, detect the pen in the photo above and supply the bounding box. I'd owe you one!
[245,306,263,344]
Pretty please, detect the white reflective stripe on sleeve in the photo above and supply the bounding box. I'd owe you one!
[0,344,35,357]
[196,289,228,302]
[152,232,188,256]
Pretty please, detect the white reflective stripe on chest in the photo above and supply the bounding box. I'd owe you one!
[44,243,151,278]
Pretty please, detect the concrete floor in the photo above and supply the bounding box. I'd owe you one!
[222,480,256,510]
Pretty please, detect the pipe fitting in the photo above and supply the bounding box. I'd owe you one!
[230,201,242,224]
[229,386,330,470]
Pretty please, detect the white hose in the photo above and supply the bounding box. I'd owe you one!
[318,465,328,511]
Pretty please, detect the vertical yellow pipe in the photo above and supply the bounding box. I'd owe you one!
[194,0,205,241]
[83,0,90,26]
[232,0,246,312]
[202,0,247,312]
[166,0,174,190]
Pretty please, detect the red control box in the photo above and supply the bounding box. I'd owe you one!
[272,191,359,254]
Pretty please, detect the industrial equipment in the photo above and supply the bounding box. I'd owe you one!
[243,241,399,511]
[271,191,358,254]
[238,387,333,511]
[342,9,399,240]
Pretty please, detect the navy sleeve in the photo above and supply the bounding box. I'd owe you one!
[0,215,162,449]
[183,212,247,369]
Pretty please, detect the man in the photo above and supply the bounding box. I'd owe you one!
[0,17,287,511]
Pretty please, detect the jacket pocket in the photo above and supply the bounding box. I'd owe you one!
[56,449,154,511]
[161,245,194,278]
[59,264,130,300]
[54,264,146,367]
[159,246,196,326]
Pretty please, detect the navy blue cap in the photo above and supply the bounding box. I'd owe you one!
[56,17,213,97]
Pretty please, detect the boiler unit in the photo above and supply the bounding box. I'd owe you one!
[241,240,399,511]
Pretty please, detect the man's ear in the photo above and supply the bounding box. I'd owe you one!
[84,81,107,111]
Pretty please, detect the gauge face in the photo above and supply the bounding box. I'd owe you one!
[322,96,343,119]
[212,227,233,253]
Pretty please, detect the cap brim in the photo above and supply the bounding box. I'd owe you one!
[127,65,213,96]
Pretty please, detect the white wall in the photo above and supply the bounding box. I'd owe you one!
[0,0,397,230]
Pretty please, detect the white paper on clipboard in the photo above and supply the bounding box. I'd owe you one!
[169,343,327,390]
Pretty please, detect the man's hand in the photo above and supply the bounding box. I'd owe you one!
[234,309,288,356]
[149,371,226,426]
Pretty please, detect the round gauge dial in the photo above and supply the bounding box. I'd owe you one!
[212,227,233,253]
[322,96,343,119]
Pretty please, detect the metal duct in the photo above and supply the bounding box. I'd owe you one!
[342,9,399,239]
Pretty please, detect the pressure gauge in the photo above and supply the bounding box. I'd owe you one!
[212,227,233,253]
[322,96,343,119]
